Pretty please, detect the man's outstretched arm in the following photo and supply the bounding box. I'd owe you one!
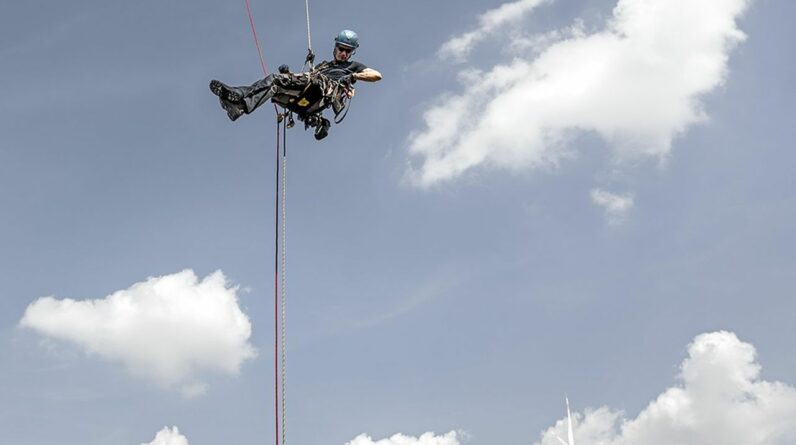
[354,68,382,82]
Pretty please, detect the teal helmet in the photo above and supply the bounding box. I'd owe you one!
[334,29,359,49]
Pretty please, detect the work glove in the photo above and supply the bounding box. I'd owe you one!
[339,74,356,86]
[278,64,290,74]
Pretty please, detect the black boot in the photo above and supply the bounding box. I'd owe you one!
[210,80,243,102]
[218,97,246,122]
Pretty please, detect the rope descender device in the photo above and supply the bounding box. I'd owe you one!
[303,48,315,72]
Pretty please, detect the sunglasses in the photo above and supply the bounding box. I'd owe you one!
[336,45,354,54]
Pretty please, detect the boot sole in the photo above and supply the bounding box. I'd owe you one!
[210,80,243,102]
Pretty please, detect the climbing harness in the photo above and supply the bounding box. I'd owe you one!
[270,70,353,136]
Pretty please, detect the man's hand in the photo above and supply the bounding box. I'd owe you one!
[339,74,356,86]
[278,64,290,74]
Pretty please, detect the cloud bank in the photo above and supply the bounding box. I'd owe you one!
[536,331,796,445]
[137,429,460,445]
[347,431,460,445]
[409,0,752,186]
[142,427,189,445]
[20,270,256,397]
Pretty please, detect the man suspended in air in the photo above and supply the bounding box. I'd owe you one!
[210,29,382,140]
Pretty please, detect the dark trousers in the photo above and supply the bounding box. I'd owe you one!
[232,73,314,114]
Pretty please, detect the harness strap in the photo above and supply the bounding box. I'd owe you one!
[334,93,353,124]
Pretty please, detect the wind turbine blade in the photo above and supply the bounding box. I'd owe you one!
[555,435,569,445]
[566,397,575,445]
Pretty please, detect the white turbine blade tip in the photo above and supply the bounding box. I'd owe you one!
[568,418,575,444]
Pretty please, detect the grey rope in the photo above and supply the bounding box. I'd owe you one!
[304,0,312,52]
[301,0,314,72]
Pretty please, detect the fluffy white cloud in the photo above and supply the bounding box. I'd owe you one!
[346,431,460,445]
[535,331,796,445]
[590,188,634,225]
[439,0,551,61]
[409,0,752,187]
[142,426,189,445]
[19,270,256,397]
[142,428,460,445]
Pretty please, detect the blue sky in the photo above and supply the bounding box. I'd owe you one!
[2,1,795,444]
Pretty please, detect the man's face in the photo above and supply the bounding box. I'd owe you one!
[334,45,353,62]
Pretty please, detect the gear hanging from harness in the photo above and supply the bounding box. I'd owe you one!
[270,57,355,140]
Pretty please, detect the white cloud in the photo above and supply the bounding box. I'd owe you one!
[346,431,460,445]
[19,270,256,396]
[590,188,634,225]
[142,426,189,445]
[439,0,551,61]
[409,0,752,187]
[535,331,796,445]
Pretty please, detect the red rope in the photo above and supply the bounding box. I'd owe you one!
[244,2,281,444]
[243,5,285,445]
[243,1,279,115]
[244,0,269,77]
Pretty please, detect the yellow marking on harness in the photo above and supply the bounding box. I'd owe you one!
[297,98,310,107]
